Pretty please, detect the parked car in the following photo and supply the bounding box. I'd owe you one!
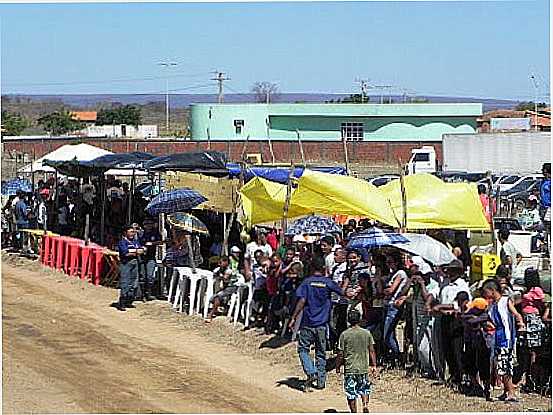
[495,174,542,193]
[500,179,542,215]
[368,175,399,187]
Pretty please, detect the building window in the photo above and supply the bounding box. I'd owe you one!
[341,122,364,141]
[234,119,244,134]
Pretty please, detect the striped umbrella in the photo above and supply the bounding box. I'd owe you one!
[146,188,207,215]
[1,178,32,196]
[167,212,209,235]
[346,227,408,251]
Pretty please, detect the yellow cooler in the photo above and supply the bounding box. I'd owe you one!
[471,253,501,282]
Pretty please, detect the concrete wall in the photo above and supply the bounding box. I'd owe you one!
[190,103,481,141]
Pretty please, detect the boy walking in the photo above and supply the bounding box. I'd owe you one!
[336,310,377,413]
[481,279,525,402]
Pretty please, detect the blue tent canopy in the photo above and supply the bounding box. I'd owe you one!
[226,164,346,184]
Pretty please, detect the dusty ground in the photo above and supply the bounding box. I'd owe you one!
[2,253,552,413]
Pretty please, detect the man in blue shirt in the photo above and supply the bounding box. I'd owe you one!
[288,256,350,391]
[14,191,29,251]
[115,224,144,311]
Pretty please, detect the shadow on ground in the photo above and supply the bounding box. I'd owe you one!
[259,335,291,349]
[275,376,306,392]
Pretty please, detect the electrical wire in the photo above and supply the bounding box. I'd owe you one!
[2,71,211,87]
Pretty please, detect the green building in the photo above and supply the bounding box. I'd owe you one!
[189,103,482,141]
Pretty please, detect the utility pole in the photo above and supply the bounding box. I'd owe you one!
[212,71,230,103]
[530,74,539,131]
[158,60,178,134]
[355,78,370,103]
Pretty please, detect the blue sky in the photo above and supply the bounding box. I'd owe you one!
[0,1,550,100]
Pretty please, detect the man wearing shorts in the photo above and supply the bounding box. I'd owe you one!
[336,309,377,413]
[207,256,243,321]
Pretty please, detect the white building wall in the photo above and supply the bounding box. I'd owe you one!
[81,125,158,138]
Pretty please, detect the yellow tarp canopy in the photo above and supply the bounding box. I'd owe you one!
[291,170,398,225]
[239,170,490,230]
[165,171,239,213]
[379,173,490,230]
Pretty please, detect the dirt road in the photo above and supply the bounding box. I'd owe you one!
[2,256,375,414]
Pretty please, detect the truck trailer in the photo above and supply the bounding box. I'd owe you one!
[407,132,550,175]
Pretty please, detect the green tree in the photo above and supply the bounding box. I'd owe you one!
[1,110,29,135]
[37,109,81,136]
[96,105,142,126]
[339,94,369,104]
[515,101,548,112]
[411,98,430,103]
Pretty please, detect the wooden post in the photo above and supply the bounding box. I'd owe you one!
[186,234,197,274]
[341,134,350,175]
[281,163,295,245]
[222,212,228,256]
[127,168,135,224]
[84,214,90,245]
[295,130,306,167]
[54,169,59,231]
[266,119,276,164]
[240,135,250,162]
[398,158,407,232]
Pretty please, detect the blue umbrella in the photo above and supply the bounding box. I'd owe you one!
[285,215,342,236]
[1,178,32,196]
[346,227,408,251]
[145,188,207,215]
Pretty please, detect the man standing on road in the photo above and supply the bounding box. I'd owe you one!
[288,256,351,391]
[336,309,377,413]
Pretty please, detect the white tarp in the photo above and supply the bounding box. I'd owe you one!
[18,143,112,173]
[18,143,147,176]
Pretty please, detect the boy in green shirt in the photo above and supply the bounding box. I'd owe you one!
[336,310,377,413]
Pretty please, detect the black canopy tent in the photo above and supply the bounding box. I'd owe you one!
[143,151,228,176]
[44,152,156,244]
[44,151,232,246]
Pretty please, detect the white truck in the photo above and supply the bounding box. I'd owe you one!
[406,132,551,175]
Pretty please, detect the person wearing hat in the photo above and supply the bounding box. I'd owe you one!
[115,224,145,311]
[432,258,471,388]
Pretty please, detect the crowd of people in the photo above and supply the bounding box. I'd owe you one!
[2,163,551,412]
[114,220,550,408]
[1,175,151,251]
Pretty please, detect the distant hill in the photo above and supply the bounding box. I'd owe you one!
[4,93,519,111]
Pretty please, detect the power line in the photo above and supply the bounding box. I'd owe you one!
[2,71,210,87]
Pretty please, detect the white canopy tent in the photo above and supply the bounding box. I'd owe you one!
[18,143,147,176]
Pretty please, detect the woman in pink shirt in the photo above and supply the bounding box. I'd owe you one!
[515,268,545,393]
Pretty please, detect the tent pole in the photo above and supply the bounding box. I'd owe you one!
[222,212,228,256]
[100,175,106,246]
[54,170,59,231]
[295,130,306,167]
[127,168,135,224]
[84,214,90,245]
[342,133,350,176]
[281,162,295,245]
[398,158,407,232]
